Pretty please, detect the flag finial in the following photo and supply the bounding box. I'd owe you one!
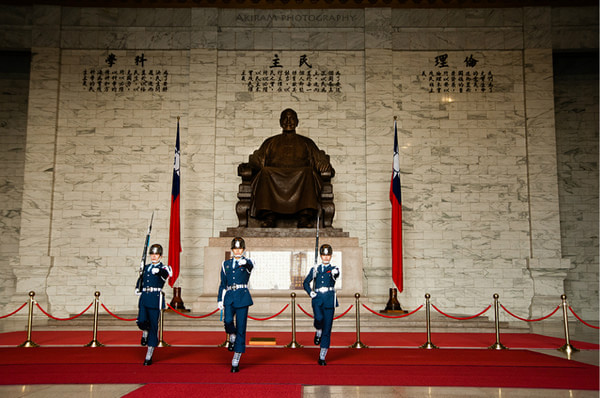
[177,116,180,121]
[393,116,397,121]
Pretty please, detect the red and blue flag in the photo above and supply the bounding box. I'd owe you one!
[168,119,181,287]
[389,120,403,292]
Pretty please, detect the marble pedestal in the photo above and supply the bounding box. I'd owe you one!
[192,233,363,315]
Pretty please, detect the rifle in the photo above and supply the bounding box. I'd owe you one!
[136,211,154,291]
[311,211,320,289]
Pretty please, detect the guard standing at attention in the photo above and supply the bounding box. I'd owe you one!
[218,237,254,373]
[136,243,172,366]
[303,243,340,366]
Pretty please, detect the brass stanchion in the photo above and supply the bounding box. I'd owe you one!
[18,291,39,348]
[419,293,438,349]
[285,292,303,348]
[488,293,507,350]
[85,291,104,347]
[157,291,170,347]
[557,294,578,358]
[349,293,368,348]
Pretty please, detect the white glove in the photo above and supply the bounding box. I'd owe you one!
[310,291,317,298]
[135,289,141,296]
[151,267,159,275]
[217,301,224,310]
[332,268,340,279]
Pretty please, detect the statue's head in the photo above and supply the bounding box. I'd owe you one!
[280,108,299,131]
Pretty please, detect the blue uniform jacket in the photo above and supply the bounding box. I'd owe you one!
[303,263,339,309]
[137,261,171,309]
[218,257,254,309]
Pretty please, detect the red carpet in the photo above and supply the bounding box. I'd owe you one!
[1,330,598,349]
[122,383,302,398]
[0,346,597,390]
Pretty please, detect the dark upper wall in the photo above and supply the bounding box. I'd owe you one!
[0,0,597,9]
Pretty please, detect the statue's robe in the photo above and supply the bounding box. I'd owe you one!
[248,131,333,218]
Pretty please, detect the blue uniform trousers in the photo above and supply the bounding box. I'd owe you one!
[137,305,161,347]
[224,304,249,353]
[312,299,335,349]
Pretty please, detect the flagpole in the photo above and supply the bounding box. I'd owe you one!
[384,116,405,313]
[168,116,188,311]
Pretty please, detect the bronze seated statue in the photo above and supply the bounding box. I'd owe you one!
[235,108,335,229]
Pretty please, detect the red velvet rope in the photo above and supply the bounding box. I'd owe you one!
[249,304,289,321]
[432,304,491,320]
[0,302,27,319]
[297,304,353,320]
[101,303,137,321]
[569,306,600,329]
[333,305,353,320]
[362,304,423,318]
[297,304,314,318]
[500,304,560,322]
[35,301,94,321]
[166,304,220,319]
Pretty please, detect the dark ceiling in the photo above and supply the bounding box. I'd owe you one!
[0,0,596,9]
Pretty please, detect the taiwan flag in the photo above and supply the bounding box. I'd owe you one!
[168,119,181,288]
[390,120,403,292]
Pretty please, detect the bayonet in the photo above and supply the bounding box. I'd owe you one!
[312,211,320,289]
[136,211,154,291]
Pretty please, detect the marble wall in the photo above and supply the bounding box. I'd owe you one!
[390,49,533,313]
[0,4,597,322]
[0,53,29,304]
[554,53,599,321]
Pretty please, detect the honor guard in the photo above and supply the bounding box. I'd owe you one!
[135,243,172,366]
[303,243,340,365]
[217,237,254,373]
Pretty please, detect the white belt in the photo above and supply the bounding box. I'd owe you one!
[227,284,248,291]
[142,287,162,292]
[316,287,335,293]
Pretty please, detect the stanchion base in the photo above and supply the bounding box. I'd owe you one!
[285,341,304,348]
[157,340,171,347]
[84,340,104,347]
[169,287,189,312]
[166,307,190,313]
[18,340,39,348]
[349,341,368,349]
[558,343,579,355]
[488,342,508,350]
[419,341,439,349]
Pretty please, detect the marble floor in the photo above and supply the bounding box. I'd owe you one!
[0,321,597,398]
